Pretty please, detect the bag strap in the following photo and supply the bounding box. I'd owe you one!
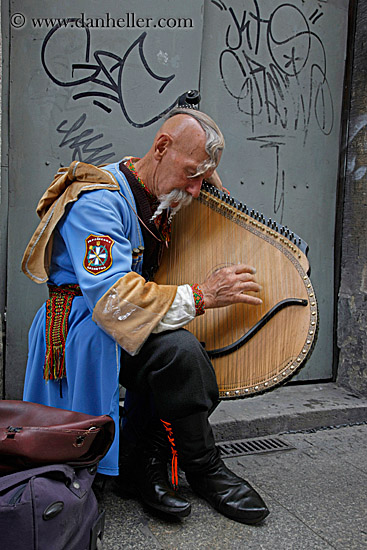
[0,463,75,491]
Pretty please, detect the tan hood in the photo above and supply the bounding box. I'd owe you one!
[22,161,120,283]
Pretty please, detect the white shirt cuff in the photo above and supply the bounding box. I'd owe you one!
[152,284,196,333]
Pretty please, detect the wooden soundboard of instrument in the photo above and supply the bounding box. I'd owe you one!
[155,182,318,399]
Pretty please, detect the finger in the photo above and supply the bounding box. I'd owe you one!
[235,294,263,306]
[231,273,261,287]
[234,264,257,275]
[237,273,258,283]
[240,282,262,293]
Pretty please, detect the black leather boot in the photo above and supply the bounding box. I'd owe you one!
[170,412,269,525]
[118,422,191,519]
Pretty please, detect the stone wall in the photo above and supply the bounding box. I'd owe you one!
[337,1,367,396]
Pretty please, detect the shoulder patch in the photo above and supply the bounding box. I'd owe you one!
[84,234,115,275]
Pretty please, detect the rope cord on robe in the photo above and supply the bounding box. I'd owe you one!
[122,157,172,244]
[44,284,83,381]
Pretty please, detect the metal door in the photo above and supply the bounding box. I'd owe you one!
[2,0,350,397]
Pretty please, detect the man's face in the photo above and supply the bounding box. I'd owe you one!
[152,134,216,201]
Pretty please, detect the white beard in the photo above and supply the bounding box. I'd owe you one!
[151,189,193,223]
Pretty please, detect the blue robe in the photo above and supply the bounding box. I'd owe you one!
[23,161,145,476]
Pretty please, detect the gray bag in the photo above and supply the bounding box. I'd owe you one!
[0,463,105,550]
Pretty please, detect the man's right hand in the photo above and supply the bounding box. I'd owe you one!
[200,264,263,309]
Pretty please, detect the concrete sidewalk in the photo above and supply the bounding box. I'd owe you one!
[211,382,367,440]
[100,383,367,550]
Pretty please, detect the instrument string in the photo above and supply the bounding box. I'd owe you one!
[251,219,257,389]
[235,207,242,390]
[244,210,253,389]
[239,213,246,392]
[231,205,237,388]
[229,207,235,389]
[247,221,263,388]
[279,242,285,369]
[265,233,271,382]
[217,199,223,362]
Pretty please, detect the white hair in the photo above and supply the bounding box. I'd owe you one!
[164,107,225,177]
[151,189,193,223]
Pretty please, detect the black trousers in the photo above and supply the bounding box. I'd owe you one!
[119,328,219,422]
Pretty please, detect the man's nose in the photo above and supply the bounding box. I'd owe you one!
[186,180,202,198]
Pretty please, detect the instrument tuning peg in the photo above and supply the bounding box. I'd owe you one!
[176,89,201,109]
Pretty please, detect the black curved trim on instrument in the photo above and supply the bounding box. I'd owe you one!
[206,298,308,358]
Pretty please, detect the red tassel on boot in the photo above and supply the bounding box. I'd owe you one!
[160,419,179,490]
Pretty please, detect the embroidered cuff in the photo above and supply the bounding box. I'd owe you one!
[189,283,205,316]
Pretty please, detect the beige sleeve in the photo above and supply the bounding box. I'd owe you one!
[92,272,178,355]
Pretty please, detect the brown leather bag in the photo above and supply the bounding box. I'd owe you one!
[0,400,115,474]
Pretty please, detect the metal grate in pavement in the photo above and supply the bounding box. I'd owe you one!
[217,436,295,458]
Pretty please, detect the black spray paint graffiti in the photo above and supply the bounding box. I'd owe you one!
[41,23,177,127]
[215,0,334,137]
[212,0,334,222]
[57,114,115,165]
[247,135,286,219]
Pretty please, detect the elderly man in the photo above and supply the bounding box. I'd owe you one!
[22,108,269,525]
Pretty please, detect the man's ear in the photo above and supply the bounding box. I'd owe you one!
[154,133,172,160]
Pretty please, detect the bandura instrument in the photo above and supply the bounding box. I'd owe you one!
[155,182,318,399]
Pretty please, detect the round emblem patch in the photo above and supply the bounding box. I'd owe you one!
[83,234,115,275]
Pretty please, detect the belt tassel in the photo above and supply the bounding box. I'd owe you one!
[44,284,83,381]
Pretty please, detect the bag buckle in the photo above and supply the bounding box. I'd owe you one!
[73,426,99,448]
